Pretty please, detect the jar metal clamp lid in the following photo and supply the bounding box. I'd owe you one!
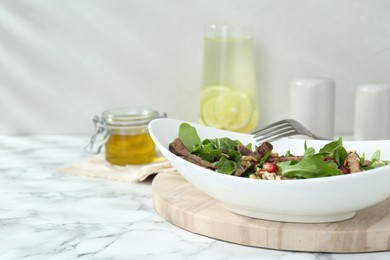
[85,107,167,154]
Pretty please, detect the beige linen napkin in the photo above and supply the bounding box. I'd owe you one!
[59,154,177,183]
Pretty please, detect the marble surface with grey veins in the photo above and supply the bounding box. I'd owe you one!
[1,135,389,259]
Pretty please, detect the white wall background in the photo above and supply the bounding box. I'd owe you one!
[1,0,390,135]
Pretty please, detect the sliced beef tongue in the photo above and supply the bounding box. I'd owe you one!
[238,144,254,156]
[169,138,217,169]
[169,138,273,176]
[254,142,273,161]
[235,142,273,176]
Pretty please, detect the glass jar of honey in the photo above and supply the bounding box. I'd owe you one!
[86,107,166,166]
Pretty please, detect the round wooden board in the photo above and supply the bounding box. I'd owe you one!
[152,173,390,253]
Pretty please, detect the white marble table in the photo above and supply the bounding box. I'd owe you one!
[1,135,389,260]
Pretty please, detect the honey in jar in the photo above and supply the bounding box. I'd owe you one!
[86,107,165,166]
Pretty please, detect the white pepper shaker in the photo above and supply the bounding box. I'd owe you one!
[354,84,390,140]
[290,77,335,139]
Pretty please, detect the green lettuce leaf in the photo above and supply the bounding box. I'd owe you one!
[214,156,237,175]
[278,157,341,178]
[318,137,347,165]
[179,123,201,151]
[364,150,389,170]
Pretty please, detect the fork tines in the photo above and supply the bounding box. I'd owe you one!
[252,120,299,144]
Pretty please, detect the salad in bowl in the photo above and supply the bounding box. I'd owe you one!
[149,118,390,223]
[170,122,388,180]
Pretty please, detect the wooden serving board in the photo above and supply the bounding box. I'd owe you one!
[152,173,390,253]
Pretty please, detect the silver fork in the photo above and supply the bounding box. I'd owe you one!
[251,119,328,143]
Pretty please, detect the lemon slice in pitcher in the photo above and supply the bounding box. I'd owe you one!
[201,96,221,128]
[200,86,232,127]
[214,92,253,131]
[200,86,254,131]
[201,85,232,101]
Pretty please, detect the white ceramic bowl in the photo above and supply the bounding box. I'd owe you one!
[149,118,390,223]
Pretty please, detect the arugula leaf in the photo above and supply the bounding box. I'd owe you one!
[319,137,342,154]
[214,156,238,175]
[227,149,243,163]
[258,150,272,167]
[179,123,244,173]
[364,150,389,170]
[360,152,366,165]
[333,146,348,166]
[278,158,341,179]
[318,137,347,165]
[304,146,316,159]
[192,137,243,163]
[371,150,381,162]
[214,137,241,153]
[179,123,201,151]
[192,141,222,162]
[277,139,347,178]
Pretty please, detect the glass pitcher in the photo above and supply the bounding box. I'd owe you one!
[199,24,258,133]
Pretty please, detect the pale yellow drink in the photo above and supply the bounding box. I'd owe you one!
[199,25,258,133]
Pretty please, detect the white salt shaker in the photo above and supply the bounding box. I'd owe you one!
[354,84,390,140]
[290,77,335,139]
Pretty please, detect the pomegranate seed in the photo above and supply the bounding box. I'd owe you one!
[338,165,350,174]
[262,162,278,173]
[323,156,335,162]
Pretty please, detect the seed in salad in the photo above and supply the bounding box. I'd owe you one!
[338,165,350,174]
[323,156,335,162]
[262,162,278,173]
